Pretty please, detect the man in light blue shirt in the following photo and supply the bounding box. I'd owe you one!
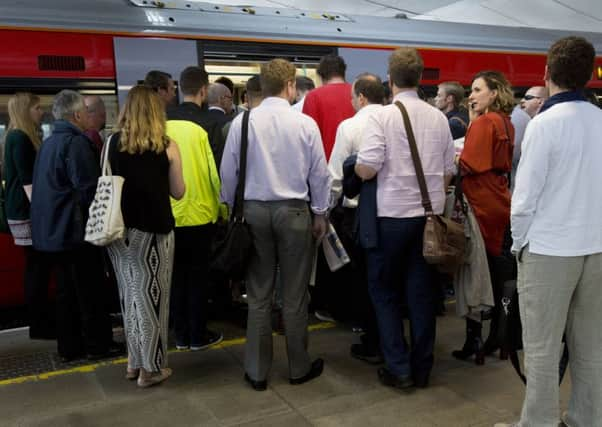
[220,58,330,391]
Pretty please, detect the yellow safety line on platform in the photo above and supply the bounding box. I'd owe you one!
[0,322,336,387]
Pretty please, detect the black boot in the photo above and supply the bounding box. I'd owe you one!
[452,318,484,365]
[482,312,500,356]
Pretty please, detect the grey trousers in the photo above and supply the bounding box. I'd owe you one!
[518,248,602,427]
[244,200,314,381]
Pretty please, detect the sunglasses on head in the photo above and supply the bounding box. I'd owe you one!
[523,94,540,100]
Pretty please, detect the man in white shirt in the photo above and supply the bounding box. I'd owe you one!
[329,73,383,208]
[355,48,455,390]
[328,73,384,364]
[220,58,330,391]
[498,36,602,427]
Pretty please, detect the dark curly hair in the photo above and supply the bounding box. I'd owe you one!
[317,55,346,81]
[547,36,595,91]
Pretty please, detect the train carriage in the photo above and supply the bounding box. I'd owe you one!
[1,0,601,310]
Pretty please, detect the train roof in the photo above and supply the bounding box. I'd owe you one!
[2,0,602,54]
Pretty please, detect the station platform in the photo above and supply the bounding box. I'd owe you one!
[0,311,572,427]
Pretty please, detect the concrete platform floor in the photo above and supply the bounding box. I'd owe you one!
[0,313,572,427]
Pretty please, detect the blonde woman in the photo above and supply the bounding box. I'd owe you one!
[106,85,185,387]
[3,92,54,339]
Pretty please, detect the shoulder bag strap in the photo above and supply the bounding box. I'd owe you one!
[101,134,114,177]
[233,110,250,220]
[394,101,433,215]
[449,115,468,130]
[499,113,513,189]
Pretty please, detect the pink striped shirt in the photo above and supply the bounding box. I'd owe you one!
[357,91,455,218]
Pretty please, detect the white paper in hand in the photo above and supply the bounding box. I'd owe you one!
[322,222,350,272]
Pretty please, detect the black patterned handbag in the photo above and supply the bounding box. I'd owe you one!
[210,111,253,280]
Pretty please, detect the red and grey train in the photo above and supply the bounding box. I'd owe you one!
[1,0,602,310]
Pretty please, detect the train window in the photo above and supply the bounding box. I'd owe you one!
[0,93,119,141]
[0,94,55,141]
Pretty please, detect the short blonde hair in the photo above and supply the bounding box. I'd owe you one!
[116,85,168,154]
[473,71,515,115]
[260,58,296,97]
[388,48,424,89]
[7,92,42,150]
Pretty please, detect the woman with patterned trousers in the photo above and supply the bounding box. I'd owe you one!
[107,85,185,387]
[3,92,54,339]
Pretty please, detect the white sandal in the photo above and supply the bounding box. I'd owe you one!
[137,368,172,388]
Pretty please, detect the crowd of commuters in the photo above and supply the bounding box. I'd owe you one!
[1,34,600,425]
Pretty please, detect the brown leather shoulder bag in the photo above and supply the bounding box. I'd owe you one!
[395,101,465,274]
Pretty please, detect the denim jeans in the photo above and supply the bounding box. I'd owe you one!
[365,217,436,381]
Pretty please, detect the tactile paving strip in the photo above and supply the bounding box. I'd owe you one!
[0,351,94,381]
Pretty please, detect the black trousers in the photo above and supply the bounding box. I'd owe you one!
[171,224,214,346]
[23,246,55,338]
[312,206,379,346]
[45,244,113,357]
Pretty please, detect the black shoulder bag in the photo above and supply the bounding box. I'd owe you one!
[498,276,569,385]
[210,111,253,280]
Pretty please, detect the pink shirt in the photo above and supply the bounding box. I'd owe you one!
[357,91,455,218]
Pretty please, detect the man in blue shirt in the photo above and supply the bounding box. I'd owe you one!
[221,58,330,391]
[31,90,120,363]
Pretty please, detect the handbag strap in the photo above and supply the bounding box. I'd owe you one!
[233,110,250,220]
[500,113,513,189]
[395,101,433,215]
[100,134,115,177]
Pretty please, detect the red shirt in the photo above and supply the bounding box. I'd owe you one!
[459,112,514,256]
[302,82,355,160]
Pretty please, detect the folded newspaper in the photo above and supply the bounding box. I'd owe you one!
[322,222,350,272]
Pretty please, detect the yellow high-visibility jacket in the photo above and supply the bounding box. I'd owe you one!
[166,120,226,226]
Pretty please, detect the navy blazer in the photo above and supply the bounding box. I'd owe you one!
[342,154,378,250]
[31,120,100,252]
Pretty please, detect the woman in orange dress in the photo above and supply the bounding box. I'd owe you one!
[452,71,515,364]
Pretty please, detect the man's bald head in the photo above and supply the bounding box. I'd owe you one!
[520,86,548,118]
[207,82,233,112]
[84,95,106,131]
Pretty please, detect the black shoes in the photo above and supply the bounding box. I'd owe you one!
[451,337,485,365]
[244,373,267,391]
[377,367,414,390]
[350,343,384,365]
[290,358,324,385]
[452,319,485,365]
[245,358,324,389]
[314,310,335,323]
[190,330,224,351]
